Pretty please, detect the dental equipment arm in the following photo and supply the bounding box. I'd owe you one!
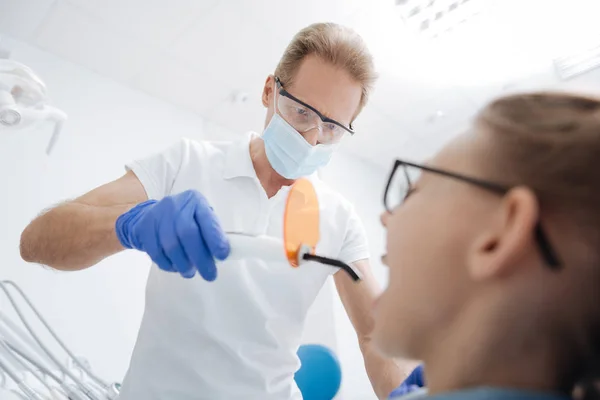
[0,313,55,370]
[0,349,45,400]
[4,342,63,387]
[0,55,68,156]
[45,116,66,156]
[0,340,57,397]
[0,324,70,399]
[1,281,109,390]
[0,282,107,400]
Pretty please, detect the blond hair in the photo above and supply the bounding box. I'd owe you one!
[477,92,600,228]
[274,22,377,119]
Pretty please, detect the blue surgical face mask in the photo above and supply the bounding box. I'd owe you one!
[262,113,335,179]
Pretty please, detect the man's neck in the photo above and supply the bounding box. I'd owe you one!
[421,300,566,396]
[249,136,295,198]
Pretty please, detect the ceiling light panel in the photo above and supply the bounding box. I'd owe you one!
[395,0,488,38]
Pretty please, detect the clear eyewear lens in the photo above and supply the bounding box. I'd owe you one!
[277,95,348,144]
[318,124,347,145]
[386,165,421,210]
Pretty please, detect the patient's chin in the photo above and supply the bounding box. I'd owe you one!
[371,330,391,356]
[373,315,420,360]
[372,321,401,358]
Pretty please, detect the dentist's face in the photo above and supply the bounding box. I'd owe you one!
[261,55,361,146]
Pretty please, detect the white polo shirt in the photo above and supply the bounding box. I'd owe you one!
[118,132,369,400]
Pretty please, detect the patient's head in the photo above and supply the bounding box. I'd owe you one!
[374,92,600,393]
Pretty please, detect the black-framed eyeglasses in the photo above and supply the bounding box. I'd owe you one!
[383,159,562,269]
[275,77,354,140]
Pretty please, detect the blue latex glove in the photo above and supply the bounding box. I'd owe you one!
[389,384,422,398]
[389,364,425,398]
[115,190,230,280]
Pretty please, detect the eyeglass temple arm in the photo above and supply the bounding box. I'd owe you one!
[534,224,561,269]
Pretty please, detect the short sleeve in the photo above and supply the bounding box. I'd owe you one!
[125,138,189,200]
[338,205,370,265]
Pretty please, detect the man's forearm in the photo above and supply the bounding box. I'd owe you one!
[20,201,133,271]
[361,338,411,400]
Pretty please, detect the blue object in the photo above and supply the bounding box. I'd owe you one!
[115,190,230,280]
[295,344,342,400]
[389,364,425,398]
[389,384,423,398]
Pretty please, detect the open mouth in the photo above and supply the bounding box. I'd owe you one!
[381,253,388,265]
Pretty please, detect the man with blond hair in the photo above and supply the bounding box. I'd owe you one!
[20,23,406,399]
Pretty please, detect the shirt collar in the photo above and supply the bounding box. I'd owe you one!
[223,132,258,180]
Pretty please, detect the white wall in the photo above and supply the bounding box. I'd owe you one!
[0,35,236,383]
[0,35,388,397]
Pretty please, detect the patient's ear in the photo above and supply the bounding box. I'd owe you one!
[468,186,540,281]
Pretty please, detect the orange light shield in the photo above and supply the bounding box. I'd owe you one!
[283,178,320,267]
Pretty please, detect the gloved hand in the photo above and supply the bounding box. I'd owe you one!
[115,190,230,280]
[389,364,425,398]
[389,384,422,398]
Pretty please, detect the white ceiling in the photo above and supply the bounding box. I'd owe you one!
[1,0,600,169]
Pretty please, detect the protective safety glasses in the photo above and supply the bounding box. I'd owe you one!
[383,159,562,269]
[275,77,354,145]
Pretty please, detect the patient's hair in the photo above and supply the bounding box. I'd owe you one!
[274,22,377,118]
[475,91,600,398]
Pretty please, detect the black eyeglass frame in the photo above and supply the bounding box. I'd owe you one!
[383,159,562,269]
[275,77,355,135]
